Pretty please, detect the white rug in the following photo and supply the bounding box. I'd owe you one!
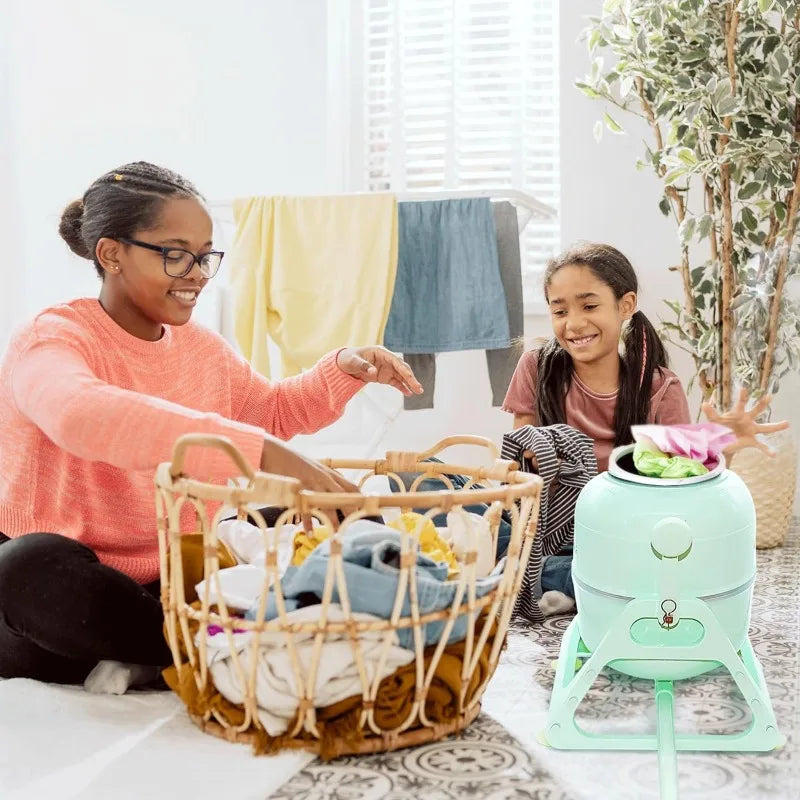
[0,680,313,800]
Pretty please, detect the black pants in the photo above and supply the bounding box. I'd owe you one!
[0,532,172,684]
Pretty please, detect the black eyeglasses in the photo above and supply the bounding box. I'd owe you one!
[119,238,225,279]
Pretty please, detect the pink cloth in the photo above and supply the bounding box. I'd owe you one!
[0,298,364,583]
[502,348,691,472]
[631,423,735,467]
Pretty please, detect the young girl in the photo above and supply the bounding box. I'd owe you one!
[0,161,422,693]
[503,243,691,472]
[503,242,786,614]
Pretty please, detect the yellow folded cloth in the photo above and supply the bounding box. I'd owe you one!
[230,195,398,378]
[291,526,333,566]
[389,512,459,578]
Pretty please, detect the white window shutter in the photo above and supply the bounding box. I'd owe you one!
[361,0,559,303]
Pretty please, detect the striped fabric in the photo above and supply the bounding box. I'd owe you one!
[501,424,597,622]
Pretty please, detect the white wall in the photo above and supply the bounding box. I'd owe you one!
[0,0,328,348]
[558,1,697,401]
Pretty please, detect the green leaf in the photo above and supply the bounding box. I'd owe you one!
[681,48,707,65]
[794,75,800,95]
[716,97,739,117]
[758,0,775,11]
[738,182,762,200]
[575,81,601,99]
[767,75,787,93]
[656,99,677,116]
[604,111,624,133]
[713,78,733,104]
[677,147,697,167]
[603,0,623,13]
[675,73,693,90]
[691,265,705,285]
[775,202,787,221]
[763,35,780,57]
[664,167,689,185]
[679,216,696,245]
[742,207,759,231]
[659,196,671,217]
[773,50,789,77]
[698,214,714,240]
[684,101,701,123]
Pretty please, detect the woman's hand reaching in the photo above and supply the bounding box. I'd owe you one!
[260,437,359,494]
[337,346,424,396]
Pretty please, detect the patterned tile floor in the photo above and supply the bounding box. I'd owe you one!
[271,520,799,799]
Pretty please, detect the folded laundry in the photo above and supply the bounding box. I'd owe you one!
[198,604,414,737]
[388,512,459,577]
[245,521,504,649]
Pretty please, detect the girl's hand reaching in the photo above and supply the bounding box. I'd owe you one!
[337,347,424,396]
[702,388,790,460]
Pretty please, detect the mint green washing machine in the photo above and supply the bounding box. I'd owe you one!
[544,445,784,799]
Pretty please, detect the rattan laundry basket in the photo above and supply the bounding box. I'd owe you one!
[729,428,797,549]
[155,434,541,758]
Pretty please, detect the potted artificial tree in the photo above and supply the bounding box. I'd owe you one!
[580,0,799,546]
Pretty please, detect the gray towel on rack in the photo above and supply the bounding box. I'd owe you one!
[384,198,510,354]
[501,424,597,623]
[404,200,524,410]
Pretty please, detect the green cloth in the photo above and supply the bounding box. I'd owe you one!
[633,440,708,479]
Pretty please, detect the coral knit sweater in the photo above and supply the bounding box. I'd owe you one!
[0,299,364,583]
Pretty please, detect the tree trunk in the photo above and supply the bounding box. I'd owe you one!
[760,147,800,393]
[718,2,740,409]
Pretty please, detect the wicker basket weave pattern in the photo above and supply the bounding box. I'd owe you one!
[155,434,542,756]
[730,428,797,549]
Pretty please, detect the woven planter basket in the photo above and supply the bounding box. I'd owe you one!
[155,434,541,758]
[729,428,797,549]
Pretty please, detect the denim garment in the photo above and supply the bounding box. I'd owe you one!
[404,201,524,410]
[383,198,510,353]
[541,554,575,598]
[246,525,503,650]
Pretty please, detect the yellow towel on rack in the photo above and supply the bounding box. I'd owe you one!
[229,195,399,378]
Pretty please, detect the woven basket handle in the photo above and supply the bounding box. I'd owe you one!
[416,435,500,462]
[169,434,256,480]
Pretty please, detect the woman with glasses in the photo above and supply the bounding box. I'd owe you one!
[0,161,422,694]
